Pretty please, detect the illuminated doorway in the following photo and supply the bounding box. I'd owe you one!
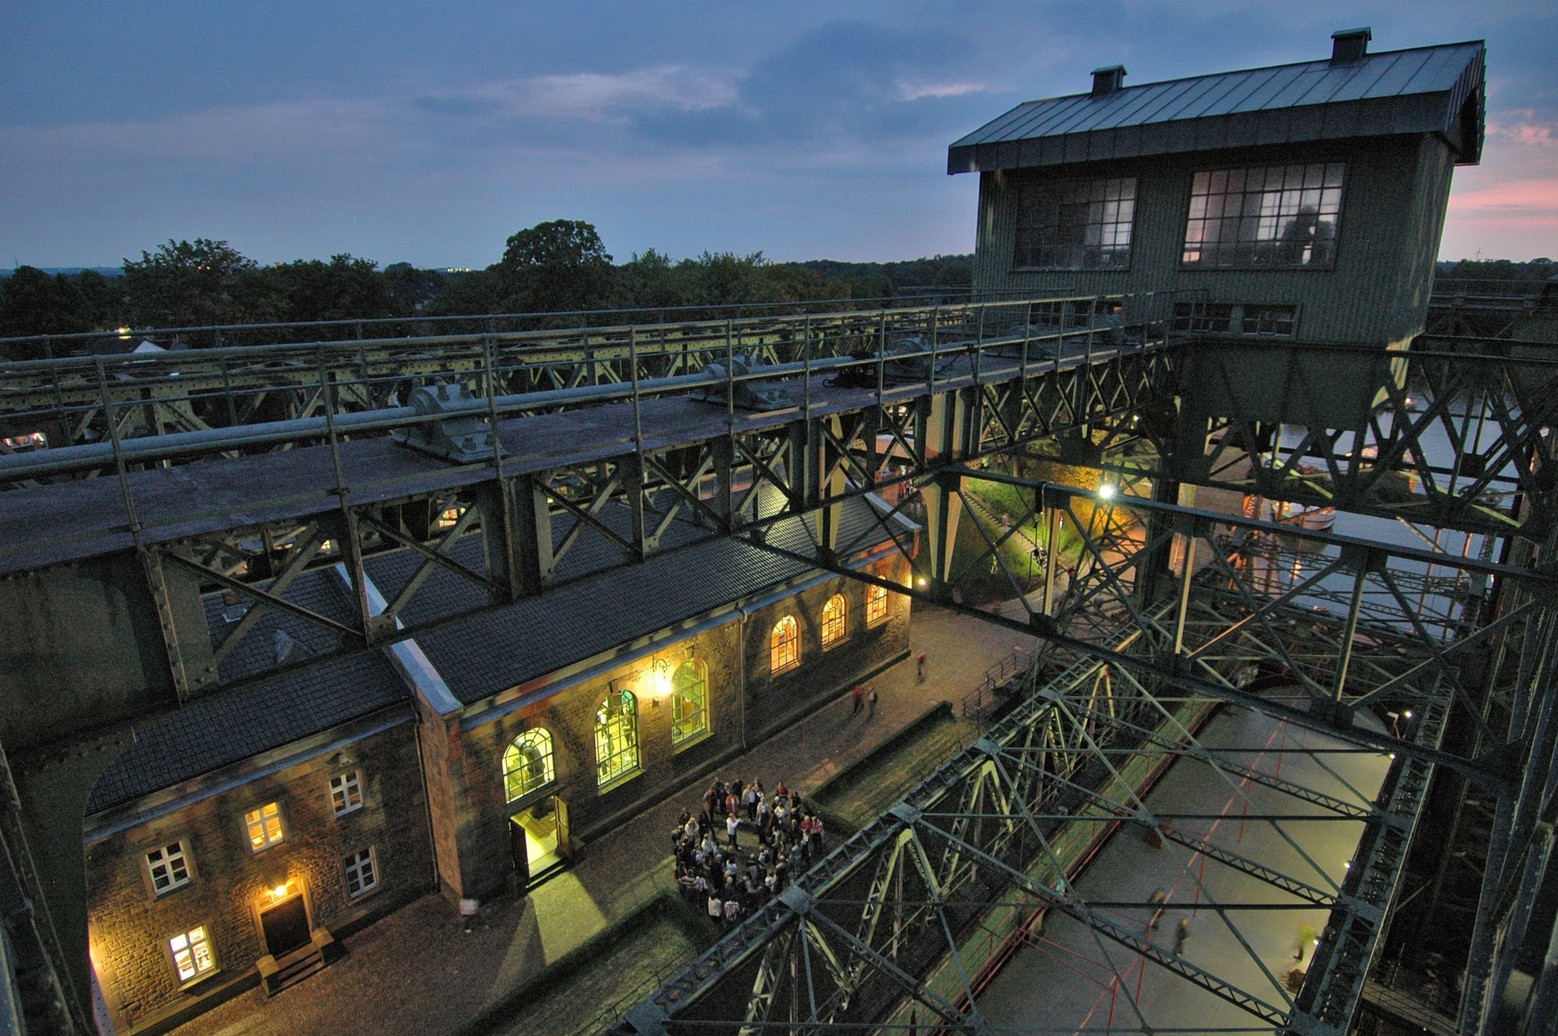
[509,796,571,891]
[258,890,311,959]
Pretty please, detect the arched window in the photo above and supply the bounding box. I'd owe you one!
[672,659,708,744]
[821,594,847,648]
[770,615,800,674]
[502,728,555,802]
[595,689,640,787]
[866,584,889,625]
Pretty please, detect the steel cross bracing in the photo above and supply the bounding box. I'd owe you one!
[707,474,1557,1035]
[0,296,1180,704]
[1176,338,1558,538]
[0,296,1157,464]
[613,607,1439,1035]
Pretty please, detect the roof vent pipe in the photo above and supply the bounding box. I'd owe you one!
[1331,27,1371,63]
[1091,65,1126,97]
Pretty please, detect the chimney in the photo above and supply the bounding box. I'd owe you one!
[1330,27,1371,64]
[1091,65,1126,97]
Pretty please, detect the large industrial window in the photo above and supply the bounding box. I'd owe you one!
[169,925,216,984]
[672,659,708,745]
[343,847,378,900]
[820,594,847,649]
[503,729,555,802]
[330,771,363,816]
[244,802,284,853]
[866,584,889,625]
[1181,163,1344,268]
[595,689,640,787]
[146,842,192,896]
[1014,176,1136,269]
[770,615,800,674]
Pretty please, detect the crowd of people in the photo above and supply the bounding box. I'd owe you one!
[672,775,827,928]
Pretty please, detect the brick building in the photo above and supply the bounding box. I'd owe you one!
[82,497,912,1033]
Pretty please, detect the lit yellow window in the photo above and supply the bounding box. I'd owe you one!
[821,594,847,648]
[245,802,284,852]
[672,660,708,745]
[170,925,215,983]
[867,584,888,625]
[770,615,799,673]
[503,729,555,802]
[595,690,640,786]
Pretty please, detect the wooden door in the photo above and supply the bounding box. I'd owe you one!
[509,815,530,891]
[554,797,572,861]
[259,895,310,958]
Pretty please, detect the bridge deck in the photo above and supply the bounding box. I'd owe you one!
[0,345,1140,575]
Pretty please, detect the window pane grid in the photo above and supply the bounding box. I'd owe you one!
[770,615,799,673]
[595,690,640,786]
[1014,176,1136,270]
[245,802,283,852]
[330,771,363,816]
[866,584,888,624]
[1182,162,1344,268]
[820,595,847,648]
[170,926,215,983]
[147,842,191,894]
[344,848,378,899]
[671,660,708,744]
[503,729,555,801]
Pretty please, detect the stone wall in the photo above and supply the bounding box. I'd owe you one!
[85,717,430,1034]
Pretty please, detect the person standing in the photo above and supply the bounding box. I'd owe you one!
[1174,917,1190,955]
[916,652,928,681]
[867,686,879,717]
[726,812,740,848]
[851,683,864,715]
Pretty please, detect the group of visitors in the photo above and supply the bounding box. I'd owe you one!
[671,775,827,928]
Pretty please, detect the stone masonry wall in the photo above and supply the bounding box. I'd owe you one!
[85,719,430,1033]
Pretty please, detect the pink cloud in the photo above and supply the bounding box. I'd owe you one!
[1449,179,1558,212]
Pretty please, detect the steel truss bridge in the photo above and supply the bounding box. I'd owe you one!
[0,295,1555,1035]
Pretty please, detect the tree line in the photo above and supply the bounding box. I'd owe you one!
[0,220,974,358]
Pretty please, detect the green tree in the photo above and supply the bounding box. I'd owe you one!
[614,248,691,311]
[496,219,614,313]
[0,266,96,357]
[122,238,257,330]
[271,254,394,325]
[383,262,448,316]
[679,251,776,311]
[423,268,501,317]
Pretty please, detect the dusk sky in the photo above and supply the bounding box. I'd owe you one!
[3,1,1554,271]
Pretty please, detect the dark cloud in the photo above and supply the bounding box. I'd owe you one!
[634,19,985,152]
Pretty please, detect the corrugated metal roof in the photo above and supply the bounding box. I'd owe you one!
[949,40,1485,174]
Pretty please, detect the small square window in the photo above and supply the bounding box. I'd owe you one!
[245,802,284,853]
[330,771,364,816]
[146,841,192,896]
[344,847,378,900]
[169,925,216,984]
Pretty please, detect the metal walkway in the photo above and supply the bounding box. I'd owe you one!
[1,295,1555,1035]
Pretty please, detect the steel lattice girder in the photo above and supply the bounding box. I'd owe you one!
[0,301,1116,458]
[617,625,1437,1035]
[1179,340,1558,537]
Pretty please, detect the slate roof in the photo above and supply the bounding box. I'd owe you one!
[87,650,406,814]
[88,493,905,811]
[408,493,903,706]
[948,39,1485,174]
